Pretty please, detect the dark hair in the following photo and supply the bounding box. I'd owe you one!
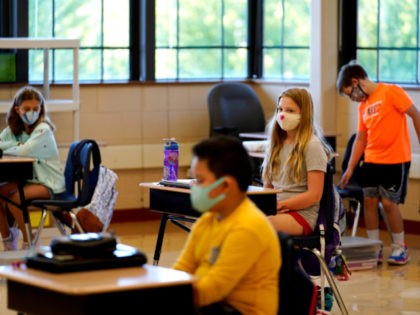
[336,60,368,94]
[192,136,253,192]
[7,85,55,135]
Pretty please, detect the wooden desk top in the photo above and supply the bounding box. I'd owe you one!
[0,155,35,163]
[140,181,281,195]
[0,264,195,295]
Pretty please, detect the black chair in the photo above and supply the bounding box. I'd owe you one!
[207,82,266,184]
[278,232,318,315]
[286,162,349,315]
[30,139,101,246]
[207,82,266,138]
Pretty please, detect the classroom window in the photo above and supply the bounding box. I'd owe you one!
[155,0,248,80]
[4,0,312,82]
[357,0,419,84]
[28,0,130,82]
[262,0,311,81]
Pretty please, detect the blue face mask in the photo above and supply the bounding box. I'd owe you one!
[190,177,226,213]
[21,110,40,125]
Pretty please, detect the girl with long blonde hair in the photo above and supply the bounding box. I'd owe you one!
[262,87,332,235]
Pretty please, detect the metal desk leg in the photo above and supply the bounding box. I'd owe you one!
[153,213,169,266]
[17,181,32,245]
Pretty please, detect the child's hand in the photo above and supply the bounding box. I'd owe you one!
[276,202,290,213]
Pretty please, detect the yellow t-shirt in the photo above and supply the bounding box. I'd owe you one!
[358,83,412,163]
[173,198,281,315]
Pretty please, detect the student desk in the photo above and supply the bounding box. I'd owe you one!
[0,264,195,315]
[140,182,281,265]
[0,155,35,244]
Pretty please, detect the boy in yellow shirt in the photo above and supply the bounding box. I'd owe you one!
[173,136,281,315]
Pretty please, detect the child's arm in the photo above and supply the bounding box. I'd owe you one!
[3,124,58,158]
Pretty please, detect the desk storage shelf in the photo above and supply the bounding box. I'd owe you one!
[0,38,80,140]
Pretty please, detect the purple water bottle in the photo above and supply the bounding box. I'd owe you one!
[163,138,179,180]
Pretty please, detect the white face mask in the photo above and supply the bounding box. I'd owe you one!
[276,112,301,131]
[20,110,40,125]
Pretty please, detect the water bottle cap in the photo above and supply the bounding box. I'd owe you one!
[163,138,178,149]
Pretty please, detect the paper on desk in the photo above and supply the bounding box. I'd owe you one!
[242,140,268,153]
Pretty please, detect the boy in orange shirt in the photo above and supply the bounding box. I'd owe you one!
[336,60,420,265]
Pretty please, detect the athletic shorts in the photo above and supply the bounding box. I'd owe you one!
[361,162,410,204]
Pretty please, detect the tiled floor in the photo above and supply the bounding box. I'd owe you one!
[0,220,419,315]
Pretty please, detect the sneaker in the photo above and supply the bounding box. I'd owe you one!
[387,243,410,265]
[2,227,19,251]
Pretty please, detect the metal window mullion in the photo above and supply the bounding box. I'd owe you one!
[417,0,419,84]
[176,0,180,80]
[221,0,224,79]
[101,0,104,81]
[376,0,380,81]
[281,0,285,80]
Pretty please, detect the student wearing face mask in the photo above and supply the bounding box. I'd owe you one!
[261,87,333,236]
[0,86,65,250]
[172,136,281,315]
[336,60,420,265]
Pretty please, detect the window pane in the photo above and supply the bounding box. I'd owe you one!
[263,0,310,80]
[79,49,101,81]
[224,48,247,78]
[357,0,378,47]
[283,0,310,46]
[379,50,417,83]
[379,0,416,48]
[179,0,222,46]
[156,49,177,80]
[155,0,248,80]
[358,0,419,84]
[283,49,310,81]
[357,49,378,80]
[54,49,75,81]
[156,0,177,47]
[264,0,284,46]
[29,0,129,82]
[104,49,130,80]
[263,49,283,79]
[223,1,247,46]
[178,49,221,79]
[29,0,53,37]
[28,50,52,82]
[104,0,129,47]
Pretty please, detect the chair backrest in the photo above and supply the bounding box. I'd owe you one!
[207,82,266,137]
[292,162,346,280]
[315,162,346,264]
[64,139,101,206]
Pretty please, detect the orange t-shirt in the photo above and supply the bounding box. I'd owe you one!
[358,83,412,164]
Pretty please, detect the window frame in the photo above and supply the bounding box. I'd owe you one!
[1,0,314,83]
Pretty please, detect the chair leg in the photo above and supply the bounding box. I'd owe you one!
[351,200,361,237]
[51,214,68,235]
[68,211,85,233]
[31,209,48,247]
[306,248,349,315]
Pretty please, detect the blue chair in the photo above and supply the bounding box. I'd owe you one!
[30,139,101,246]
